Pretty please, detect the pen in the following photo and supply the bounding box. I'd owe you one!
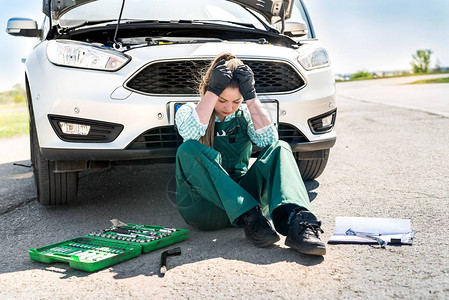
[345,228,388,248]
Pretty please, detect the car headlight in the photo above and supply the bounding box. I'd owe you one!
[297,44,330,70]
[46,40,130,71]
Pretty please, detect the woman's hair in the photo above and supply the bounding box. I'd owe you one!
[198,53,243,148]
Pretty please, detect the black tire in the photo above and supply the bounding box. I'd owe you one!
[296,149,330,181]
[27,83,78,205]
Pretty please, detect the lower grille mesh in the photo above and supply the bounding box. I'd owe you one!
[277,123,308,143]
[127,126,183,150]
[127,123,307,150]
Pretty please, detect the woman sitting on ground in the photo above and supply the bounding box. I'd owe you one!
[174,53,326,256]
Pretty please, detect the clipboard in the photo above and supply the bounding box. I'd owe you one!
[328,217,416,245]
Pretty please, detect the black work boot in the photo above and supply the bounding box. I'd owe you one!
[285,210,326,256]
[236,206,280,248]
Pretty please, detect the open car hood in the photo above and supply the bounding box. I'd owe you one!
[43,0,294,23]
[43,0,96,20]
[228,0,293,23]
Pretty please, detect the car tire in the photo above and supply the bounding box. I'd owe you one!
[27,84,78,205]
[296,149,330,181]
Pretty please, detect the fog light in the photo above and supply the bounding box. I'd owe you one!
[59,122,90,135]
[321,114,333,127]
[308,109,337,134]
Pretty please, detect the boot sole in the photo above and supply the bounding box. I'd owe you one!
[285,238,326,256]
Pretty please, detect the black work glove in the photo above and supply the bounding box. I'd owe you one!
[234,64,256,101]
[207,60,233,96]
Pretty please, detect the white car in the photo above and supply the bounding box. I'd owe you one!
[7,0,336,205]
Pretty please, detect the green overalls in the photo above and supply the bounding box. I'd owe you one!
[175,109,311,232]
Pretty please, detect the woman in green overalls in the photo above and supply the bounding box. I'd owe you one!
[175,53,326,256]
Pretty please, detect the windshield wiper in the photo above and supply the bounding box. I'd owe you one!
[120,36,223,46]
[62,19,117,31]
[65,18,141,31]
[122,19,257,29]
[193,20,257,29]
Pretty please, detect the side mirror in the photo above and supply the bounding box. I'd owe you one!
[275,19,308,37]
[6,18,41,38]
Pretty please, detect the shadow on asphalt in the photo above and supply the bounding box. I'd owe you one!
[0,160,35,215]
[1,161,324,278]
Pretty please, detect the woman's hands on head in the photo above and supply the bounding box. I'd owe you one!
[233,65,256,101]
[206,60,233,97]
[207,61,256,101]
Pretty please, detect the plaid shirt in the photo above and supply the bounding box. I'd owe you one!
[175,103,278,147]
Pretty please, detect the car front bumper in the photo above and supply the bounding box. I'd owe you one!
[26,41,337,162]
[41,136,336,161]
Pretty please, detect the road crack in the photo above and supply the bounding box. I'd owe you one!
[0,197,35,217]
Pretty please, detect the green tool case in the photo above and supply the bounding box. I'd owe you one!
[29,223,189,272]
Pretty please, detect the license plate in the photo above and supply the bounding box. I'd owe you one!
[175,103,184,112]
[173,102,192,121]
[258,99,279,127]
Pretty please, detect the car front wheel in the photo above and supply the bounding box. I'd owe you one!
[296,149,330,181]
[28,97,78,205]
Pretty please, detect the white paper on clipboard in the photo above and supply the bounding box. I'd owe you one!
[328,217,416,245]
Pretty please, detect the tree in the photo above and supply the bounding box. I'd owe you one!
[0,84,25,104]
[350,70,373,80]
[411,49,432,73]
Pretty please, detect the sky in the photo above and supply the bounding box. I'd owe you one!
[0,0,448,92]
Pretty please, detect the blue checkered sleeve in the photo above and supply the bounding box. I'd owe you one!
[241,105,278,147]
[175,103,208,141]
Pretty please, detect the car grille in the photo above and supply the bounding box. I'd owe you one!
[127,123,307,150]
[277,123,308,143]
[126,59,305,95]
[127,126,183,150]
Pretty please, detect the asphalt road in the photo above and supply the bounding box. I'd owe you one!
[1,74,448,299]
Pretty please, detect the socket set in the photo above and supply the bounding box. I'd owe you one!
[29,223,189,272]
[86,223,188,253]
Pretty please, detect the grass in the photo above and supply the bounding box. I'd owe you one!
[0,103,29,138]
[336,71,449,82]
[409,77,449,84]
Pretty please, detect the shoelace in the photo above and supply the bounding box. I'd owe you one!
[298,222,324,237]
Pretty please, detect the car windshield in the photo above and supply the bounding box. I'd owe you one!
[59,0,269,30]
